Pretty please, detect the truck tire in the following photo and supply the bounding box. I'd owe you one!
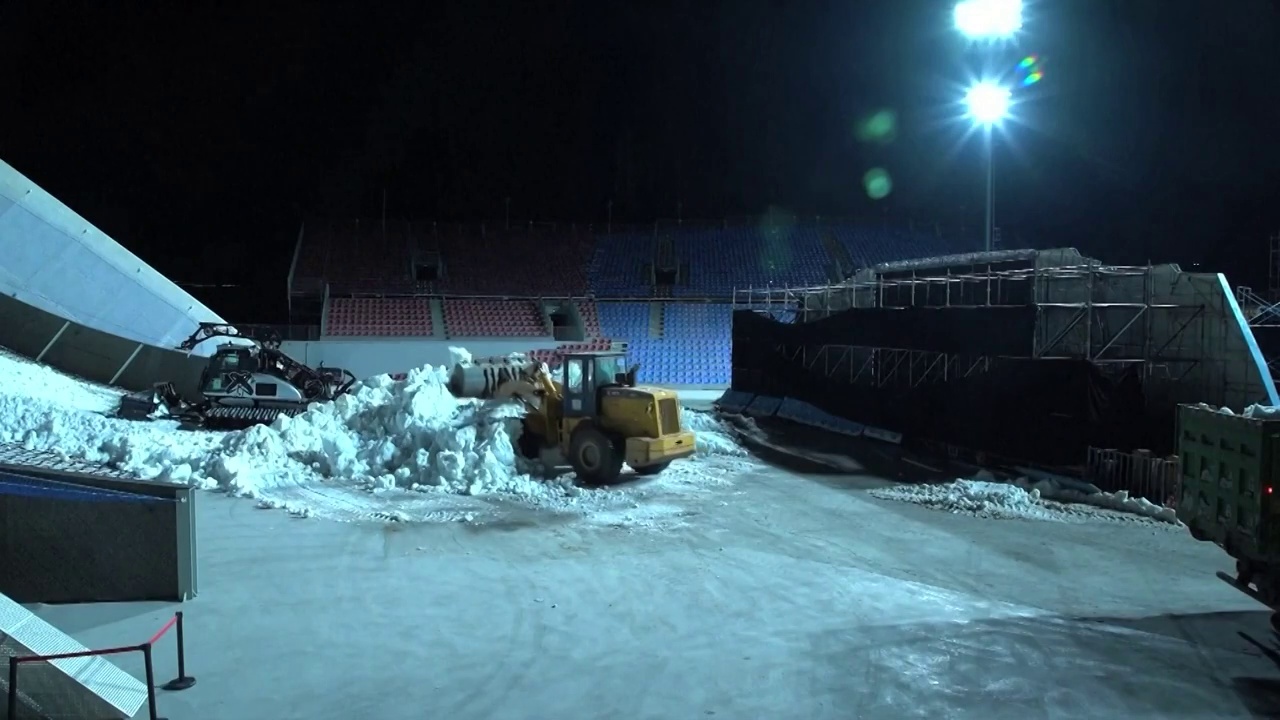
[630,461,671,476]
[569,424,623,485]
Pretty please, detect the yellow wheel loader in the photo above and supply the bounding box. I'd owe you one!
[448,351,696,484]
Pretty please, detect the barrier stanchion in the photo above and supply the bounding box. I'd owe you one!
[143,643,160,720]
[6,656,16,720]
[163,611,197,690]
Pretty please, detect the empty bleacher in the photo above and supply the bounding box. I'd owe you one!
[294,221,416,291]
[596,301,731,385]
[589,232,653,296]
[576,300,602,338]
[674,226,829,297]
[326,297,433,336]
[831,224,962,269]
[434,226,592,296]
[443,299,548,337]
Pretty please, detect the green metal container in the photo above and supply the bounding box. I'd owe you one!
[1177,404,1280,561]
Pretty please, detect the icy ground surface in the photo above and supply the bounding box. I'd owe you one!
[37,466,1280,720]
[0,348,755,527]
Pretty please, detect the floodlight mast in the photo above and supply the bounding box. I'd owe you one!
[963,82,1011,252]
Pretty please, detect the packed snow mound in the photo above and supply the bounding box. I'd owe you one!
[0,346,756,524]
[0,348,122,414]
[869,475,1180,526]
[216,366,538,497]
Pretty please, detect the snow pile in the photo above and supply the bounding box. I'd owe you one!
[869,473,1180,525]
[1244,404,1280,419]
[0,347,754,525]
[0,349,123,414]
[870,479,1063,521]
[1192,402,1280,420]
[682,410,751,457]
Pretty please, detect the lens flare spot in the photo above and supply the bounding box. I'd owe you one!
[855,109,898,144]
[1016,54,1044,86]
[862,168,893,200]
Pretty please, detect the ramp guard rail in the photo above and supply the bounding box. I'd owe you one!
[6,611,195,720]
[1084,446,1180,507]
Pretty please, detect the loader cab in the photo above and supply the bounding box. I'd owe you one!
[561,351,633,418]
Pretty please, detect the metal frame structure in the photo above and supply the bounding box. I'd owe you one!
[732,262,1208,392]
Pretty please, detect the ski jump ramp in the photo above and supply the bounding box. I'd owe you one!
[0,592,147,719]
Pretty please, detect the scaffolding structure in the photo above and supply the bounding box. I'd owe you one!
[732,263,1208,391]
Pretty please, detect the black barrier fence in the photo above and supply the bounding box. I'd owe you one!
[0,458,197,604]
[731,309,1155,466]
[740,304,1037,356]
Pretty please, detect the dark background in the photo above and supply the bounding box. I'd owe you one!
[2,0,1278,322]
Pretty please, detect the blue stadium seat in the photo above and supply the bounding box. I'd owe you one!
[590,233,653,296]
[673,227,829,297]
[596,302,732,385]
[831,224,971,270]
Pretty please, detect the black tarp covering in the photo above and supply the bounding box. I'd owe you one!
[732,306,1036,356]
[732,309,1150,465]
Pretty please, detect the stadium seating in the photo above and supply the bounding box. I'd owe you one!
[295,222,415,288]
[325,297,433,336]
[596,302,731,385]
[576,300,602,338]
[589,232,653,296]
[831,224,960,269]
[435,227,592,296]
[674,226,829,297]
[528,340,613,369]
[443,299,548,337]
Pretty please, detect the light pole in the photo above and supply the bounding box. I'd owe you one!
[953,0,1021,252]
[963,82,1011,252]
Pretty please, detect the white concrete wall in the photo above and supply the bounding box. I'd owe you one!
[280,338,565,378]
[0,159,228,355]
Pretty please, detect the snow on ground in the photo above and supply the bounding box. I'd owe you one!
[0,347,756,527]
[869,473,1180,526]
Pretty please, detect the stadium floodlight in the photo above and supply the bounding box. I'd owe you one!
[963,82,1012,126]
[960,82,1012,252]
[954,0,1023,39]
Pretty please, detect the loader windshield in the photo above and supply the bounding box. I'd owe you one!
[594,355,625,384]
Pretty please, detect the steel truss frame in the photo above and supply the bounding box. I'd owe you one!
[733,263,1204,386]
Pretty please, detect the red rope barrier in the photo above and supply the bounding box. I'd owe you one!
[146,614,179,646]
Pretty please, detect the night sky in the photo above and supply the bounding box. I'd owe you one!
[3,1,1279,322]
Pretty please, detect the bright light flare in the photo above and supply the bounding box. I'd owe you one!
[954,0,1023,39]
[963,82,1012,126]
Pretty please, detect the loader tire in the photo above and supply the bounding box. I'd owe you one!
[569,424,623,486]
[630,461,671,477]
